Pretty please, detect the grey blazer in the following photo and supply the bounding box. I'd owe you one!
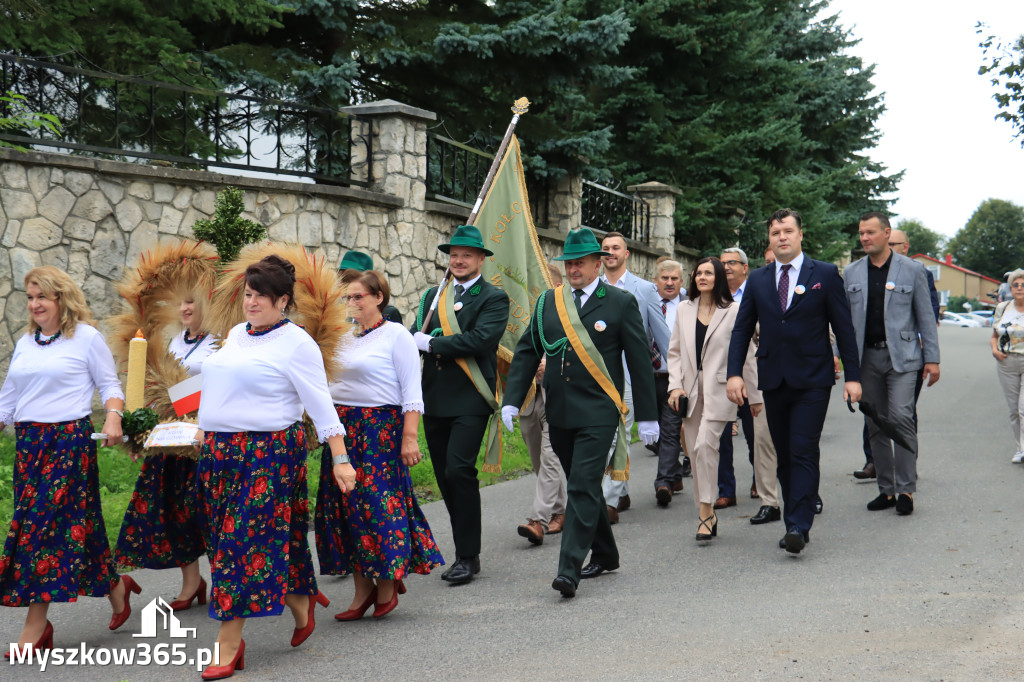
[844,252,940,373]
[604,269,671,382]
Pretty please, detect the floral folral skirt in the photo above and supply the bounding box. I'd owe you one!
[115,455,205,569]
[315,405,444,579]
[197,422,316,621]
[0,417,120,606]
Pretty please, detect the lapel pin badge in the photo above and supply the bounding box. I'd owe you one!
[594,320,607,332]
[885,281,895,290]
[454,301,464,311]
[794,284,806,295]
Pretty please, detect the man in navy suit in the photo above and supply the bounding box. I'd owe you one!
[726,209,862,554]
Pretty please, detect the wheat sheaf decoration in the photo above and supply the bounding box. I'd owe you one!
[206,242,351,380]
[106,239,221,410]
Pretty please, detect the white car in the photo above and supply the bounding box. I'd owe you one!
[962,312,993,327]
[940,311,982,328]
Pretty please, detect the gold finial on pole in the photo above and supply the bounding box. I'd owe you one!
[511,98,531,115]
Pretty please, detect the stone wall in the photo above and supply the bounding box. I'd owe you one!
[0,100,686,381]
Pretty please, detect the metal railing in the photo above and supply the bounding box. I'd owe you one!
[425,131,493,206]
[0,53,369,186]
[581,179,650,243]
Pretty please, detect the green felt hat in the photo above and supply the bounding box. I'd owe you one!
[438,225,494,257]
[552,228,611,261]
[338,251,374,272]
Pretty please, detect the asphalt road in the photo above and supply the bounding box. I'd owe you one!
[4,326,1022,680]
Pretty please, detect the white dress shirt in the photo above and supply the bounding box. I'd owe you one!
[774,251,805,310]
[0,323,124,424]
[198,322,345,441]
[731,282,746,306]
[571,277,601,308]
[329,321,424,413]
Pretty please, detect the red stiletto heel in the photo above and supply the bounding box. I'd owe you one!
[168,577,207,611]
[334,588,377,621]
[396,579,406,595]
[201,639,245,680]
[109,575,142,631]
[291,591,329,647]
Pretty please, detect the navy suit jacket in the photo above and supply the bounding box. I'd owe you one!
[727,257,860,391]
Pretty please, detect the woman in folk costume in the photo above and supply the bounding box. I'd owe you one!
[0,267,142,656]
[315,269,443,621]
[195,251,352,680]
[109,241,221,612]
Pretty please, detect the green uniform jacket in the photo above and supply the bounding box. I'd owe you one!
[504,284,658,428]
[415,280,509,418]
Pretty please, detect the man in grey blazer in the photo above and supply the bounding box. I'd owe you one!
[844,212,940,516]
[599,232,669,519]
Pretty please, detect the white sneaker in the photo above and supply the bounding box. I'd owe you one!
[1012,452,1024,463]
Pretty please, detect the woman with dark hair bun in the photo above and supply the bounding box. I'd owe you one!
[194,255,354,680]
[316,269,443,621]
[666,257,761,543]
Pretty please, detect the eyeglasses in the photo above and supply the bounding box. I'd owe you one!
[888,241,906,246]
[344,293,372,302]
[721,260,744,267]
[1012,283,1024,289]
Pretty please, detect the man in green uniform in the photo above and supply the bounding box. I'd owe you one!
[502,228,659,598]
[412,225,509,585]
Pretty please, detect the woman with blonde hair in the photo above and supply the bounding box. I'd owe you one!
[115,289,218,611]
[0,266,142,656]
[993,268,1024,462]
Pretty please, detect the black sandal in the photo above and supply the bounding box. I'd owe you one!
[696,514,718,541]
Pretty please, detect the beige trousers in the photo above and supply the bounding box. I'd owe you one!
[681,386,729,509]
[752,408,780,507]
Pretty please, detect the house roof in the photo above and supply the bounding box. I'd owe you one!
[910,254,1001,284]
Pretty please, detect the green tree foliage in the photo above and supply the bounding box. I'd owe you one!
[947,199,1024,278]
[192,187,266,262]
[979,26,1024,146]
[895,218,944,258]
[0,91,61,150]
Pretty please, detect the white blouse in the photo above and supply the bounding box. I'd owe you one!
[197,322,345,441]
[0,323,125,425]
[168,331,219,376]
[329,321,424,413]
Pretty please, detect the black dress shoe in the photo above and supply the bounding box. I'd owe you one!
[681,456,692,478]
[866,493,896,511]
[551,575,576,598]
[442,556,480,585]
[655,486,672,507]
[895,494,914,516]
[750,505,781,525]
[580,561,618,579]
[814,495,823,514]
[779,531,809,549]
[853,462,877,479]
[783,529,805,554]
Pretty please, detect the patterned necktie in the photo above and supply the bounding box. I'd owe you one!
[455,284,465,302]
[573,288,583,310]
[778,264,791,313]
[661,299,668,315]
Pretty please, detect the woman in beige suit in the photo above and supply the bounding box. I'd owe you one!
[667,257,761,542]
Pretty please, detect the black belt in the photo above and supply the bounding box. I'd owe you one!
[867,340,887,349]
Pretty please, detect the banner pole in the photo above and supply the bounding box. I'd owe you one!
[420,97,531,332]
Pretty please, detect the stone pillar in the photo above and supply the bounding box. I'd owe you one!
[629,181,681,255]
[342,99,436,211]
[549,173,582,233]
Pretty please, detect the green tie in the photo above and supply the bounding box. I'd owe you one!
[455,284,465,301]
[573,288,583,310]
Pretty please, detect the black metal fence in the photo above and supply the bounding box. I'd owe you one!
[425,131,493,206]
[0,54,369,186]
[581,180,650,243]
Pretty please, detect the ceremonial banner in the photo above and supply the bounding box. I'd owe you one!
[476,135,553,363]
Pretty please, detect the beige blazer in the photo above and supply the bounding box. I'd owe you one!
[667,300,762,421]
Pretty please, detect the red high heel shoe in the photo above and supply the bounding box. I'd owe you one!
[4,620,53,660]
[373,585,399,619]
[109,575,142,631]
[291,591,329,647]
[201,638,244,680]
[396,579,406,595]
[168,577,207,611]
[334,588,377,621]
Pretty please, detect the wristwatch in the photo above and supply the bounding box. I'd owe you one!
[332,454,351,466]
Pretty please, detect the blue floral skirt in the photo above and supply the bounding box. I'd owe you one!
[0,418,120,606]
[315,405,443,579]
[196,423,316,621]
[115,455,205,569]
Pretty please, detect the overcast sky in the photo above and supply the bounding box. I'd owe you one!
[827,0,1024,241]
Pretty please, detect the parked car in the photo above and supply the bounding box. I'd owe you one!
[940,311,982,328]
